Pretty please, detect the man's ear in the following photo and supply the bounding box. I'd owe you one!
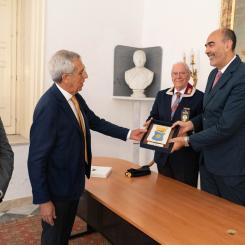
[225,39,233,51]
[61,73,69,82]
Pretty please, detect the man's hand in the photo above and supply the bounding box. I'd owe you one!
[170,137,186,152]
[130,128,147,141]
[40,201,56,226]
[143,117,153,129]
[172,120,194,136]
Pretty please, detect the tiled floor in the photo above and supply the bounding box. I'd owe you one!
[0,204,39,223]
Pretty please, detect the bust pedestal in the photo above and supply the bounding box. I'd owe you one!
[113,96,154,164]
[131,89,145,98]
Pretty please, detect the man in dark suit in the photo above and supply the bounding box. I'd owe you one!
[147,62,203,187]
[0,117,14,202]
[171,28,245,206]
[28,50,146,245]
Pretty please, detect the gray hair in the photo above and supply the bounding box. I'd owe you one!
[48,50,81,83]
[172,62,191,74]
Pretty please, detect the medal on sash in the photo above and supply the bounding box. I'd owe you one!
[181,107,190,122]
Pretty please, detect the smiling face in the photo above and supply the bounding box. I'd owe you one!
[171,63,190,91]
[61,58,88,95]
[205,29,234,69]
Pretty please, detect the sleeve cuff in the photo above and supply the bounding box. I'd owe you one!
[184,136,190,147]
[126,130,131,140]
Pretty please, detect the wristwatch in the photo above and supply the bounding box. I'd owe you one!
[184,136,190,147]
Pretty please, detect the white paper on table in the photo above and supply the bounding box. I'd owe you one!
[91,166,112,178]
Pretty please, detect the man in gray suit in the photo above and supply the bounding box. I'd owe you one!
[171,28,245,206]
[0,117,14,202]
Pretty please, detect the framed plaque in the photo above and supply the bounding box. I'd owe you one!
[140,119,179,153]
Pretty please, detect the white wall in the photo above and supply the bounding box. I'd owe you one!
[4,144,32,200]
[44,0,145,162]
[6,0,222,201]
[142,0,221,92]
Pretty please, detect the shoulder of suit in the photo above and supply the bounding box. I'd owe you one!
[34,85,59,112]
[223,55,242,74]
[152,89,166,99]
[238,60,245,73]
[165,87,174,96]
[157,89,168,95]
[193,88,204,94]
[44,86,59,102]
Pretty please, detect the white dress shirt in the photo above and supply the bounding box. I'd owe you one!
[55,83,131,139]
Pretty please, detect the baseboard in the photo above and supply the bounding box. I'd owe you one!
[0,196,33,212]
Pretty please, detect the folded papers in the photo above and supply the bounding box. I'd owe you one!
[91,166,112,178]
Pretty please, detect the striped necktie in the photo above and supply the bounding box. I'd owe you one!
[71,96,88,163]
[212,71,222,88]
[171,92,181,119]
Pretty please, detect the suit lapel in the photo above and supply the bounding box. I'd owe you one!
[206,71,216,94]
[207,72,232,98]
[172,97,187,121]
[165,94,172,121]
[50,84,83,134]
[203,69,218,108]
[75,94,90,137]
[203,56,241,109]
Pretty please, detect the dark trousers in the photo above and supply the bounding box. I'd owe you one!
[41,199,79,245]
[200,163,245,206]
[157,159,198,187]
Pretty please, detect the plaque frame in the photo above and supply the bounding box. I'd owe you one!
[140,119,179,153]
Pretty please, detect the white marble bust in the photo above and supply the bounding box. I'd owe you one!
[125,50,154,98]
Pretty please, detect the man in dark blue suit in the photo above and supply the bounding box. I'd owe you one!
[171,29,245,206]
[28,50,146,245]
[147,62,203,187]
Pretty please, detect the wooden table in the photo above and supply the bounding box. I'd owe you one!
[77,157,245,245]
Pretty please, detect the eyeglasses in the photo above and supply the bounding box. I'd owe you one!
[171,72,188,77]
[66,67,87,77]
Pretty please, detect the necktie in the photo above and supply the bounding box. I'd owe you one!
[212,71,222,88]
[171,92,181,119]
[71,96,88,163]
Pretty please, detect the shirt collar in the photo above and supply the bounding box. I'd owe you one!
[55,83,73,101]
[174,86,187,95]
[220,55,236,74]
